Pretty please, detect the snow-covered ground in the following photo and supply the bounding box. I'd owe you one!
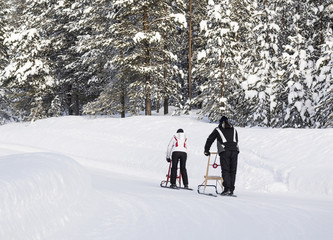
[0,113,333,240]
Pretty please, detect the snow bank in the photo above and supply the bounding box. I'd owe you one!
[238,128,333,196]
[0,116,333,197]
[1,115,332,198]
[0,153,92,240]
[0,115,332,240]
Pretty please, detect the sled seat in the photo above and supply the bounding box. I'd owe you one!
[204,175,222,180]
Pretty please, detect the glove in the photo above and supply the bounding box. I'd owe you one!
[166,158,171,162]
[204,152,210,156]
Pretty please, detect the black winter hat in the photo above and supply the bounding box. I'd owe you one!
[219,116,228,124]
[177,128,184,133]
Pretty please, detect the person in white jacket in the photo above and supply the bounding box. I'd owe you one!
[166,129,189,188]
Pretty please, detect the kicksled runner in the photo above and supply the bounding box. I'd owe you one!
[197,152,236,197]
[160,160,193,190]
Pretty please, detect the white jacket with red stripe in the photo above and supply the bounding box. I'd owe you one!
[166,132,187,159]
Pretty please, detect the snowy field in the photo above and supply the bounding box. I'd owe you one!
[0,113,333,240]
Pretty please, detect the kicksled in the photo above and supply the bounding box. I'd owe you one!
[197,152,223,197]
[160,153,236,197]
[197,152,237,197]
[160,160,193,190]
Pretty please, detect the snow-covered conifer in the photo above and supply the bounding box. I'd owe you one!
[241,0,282,127]
[75,0,133,118]
[2,0,55,121]
[194,0,252,122]
[111,0,186,116]
[43,0,103,115]
[185,0,210,112]
[0,1,8,73]
[182,0,208,112]
[279,1,315,128]
[314,11,333,127]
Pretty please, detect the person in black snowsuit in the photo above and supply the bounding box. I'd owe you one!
[166,129,189,189]
[204,116,239,195]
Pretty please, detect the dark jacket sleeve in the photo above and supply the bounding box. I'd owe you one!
[204,129,218,153]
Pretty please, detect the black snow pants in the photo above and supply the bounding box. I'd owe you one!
[170,151,188,186]
[219,150,238,192]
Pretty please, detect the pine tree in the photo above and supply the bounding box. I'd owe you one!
[0,1,8,124]
[279,0,315,128]
[80,0,124,116]
[0,0,9,122]
[68,1,112,115]
[3,0,112,118]
[322,2,333,128]
[310,1,333,127]
[2,0,55,121]
[229,0,260,126]
[194,0,246,122]
[82,1,136,117]
[241,0,282,127]
[43,0,99,116]
[315,10,333,127]
[267,0,293,127]
[184,0,208,112]
[0,1,8,72]
[186,0,208,110]
[1,1,17,123]
[111,0,186,116]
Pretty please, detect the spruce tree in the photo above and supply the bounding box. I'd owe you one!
[185,0,208,111]
[111,0,186,116]
[2,0,55,121]
[44,0,95,115]
[81,0,125,116]
[315,10,333,127]
[1,0,17,123]
[229,0,259,126]
[242,0,281,127]
[185,0,209,112]
[194,0,247,122]
[0,1,7,72]
[279,0,315,128]
[68,1,112,115]
[0,0,9,123]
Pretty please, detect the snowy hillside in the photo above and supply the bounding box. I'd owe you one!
[0,114,333,240]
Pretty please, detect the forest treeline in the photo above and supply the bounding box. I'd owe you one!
[0,0,332,128]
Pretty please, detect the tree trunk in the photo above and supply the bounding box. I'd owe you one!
[164,97,169,115]
[146,93,152,115]
[121,84,125,118]
[188,0,192,108]
[319,0,324,45]
[220,53,226,112]
[144,7,151,115]
[220,54,224,99]
[74,92,79,115]
[156,99,160,113]
[120,49,126,118]
[234,0,239,41]
[67,84,73,115]
[163,34,168,115]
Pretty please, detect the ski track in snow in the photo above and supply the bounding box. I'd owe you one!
[0,115,333,240]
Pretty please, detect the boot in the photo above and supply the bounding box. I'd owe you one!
[221,188,231,195]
